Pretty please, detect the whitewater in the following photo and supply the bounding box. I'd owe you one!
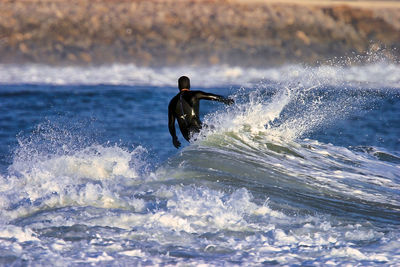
[0,62,399,266]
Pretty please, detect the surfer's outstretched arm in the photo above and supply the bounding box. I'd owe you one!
[195,91,234,105]
[168,103,181,148]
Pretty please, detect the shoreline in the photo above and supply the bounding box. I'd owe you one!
[0,0,399,66]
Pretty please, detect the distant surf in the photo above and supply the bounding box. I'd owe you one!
[1,62,400,89]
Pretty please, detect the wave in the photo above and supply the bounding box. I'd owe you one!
[0,62,400,88]
[0,69,399,264]
[0,143,149,223]
[161,83,400,224]
[2,75,399,224]
[4,128,398,225]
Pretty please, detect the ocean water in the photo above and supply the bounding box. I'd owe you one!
[0,62,399,266]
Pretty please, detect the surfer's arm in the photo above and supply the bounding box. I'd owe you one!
[196,91,234,105]
[168,103,181,148]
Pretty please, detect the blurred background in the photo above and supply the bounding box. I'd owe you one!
[1,0,399,67]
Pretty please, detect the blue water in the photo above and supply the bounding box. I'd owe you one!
[0,63,399,265]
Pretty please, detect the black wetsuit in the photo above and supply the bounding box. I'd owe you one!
[168,90,233,148]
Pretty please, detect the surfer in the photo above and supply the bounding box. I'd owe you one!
[168,76,234,148]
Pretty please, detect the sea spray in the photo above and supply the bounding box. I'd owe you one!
[199,61,394,149]
[2,122,150,222]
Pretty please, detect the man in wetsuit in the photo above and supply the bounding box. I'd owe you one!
[168,76,234,148]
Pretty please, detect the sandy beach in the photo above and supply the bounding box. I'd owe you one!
[0,0,399,66]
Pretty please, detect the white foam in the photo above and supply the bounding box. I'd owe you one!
[86,252,114,262]
[1,144,149,220]
[85,186,277,234]
[119,249,146,257]
[19,145,141,180]
[0,225,39,242]
[0,176,397,265]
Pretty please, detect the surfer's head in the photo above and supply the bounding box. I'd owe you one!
[178,76,190,91]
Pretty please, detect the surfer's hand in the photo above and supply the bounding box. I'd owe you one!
[224,98,234,105]
[172,137,181,148]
